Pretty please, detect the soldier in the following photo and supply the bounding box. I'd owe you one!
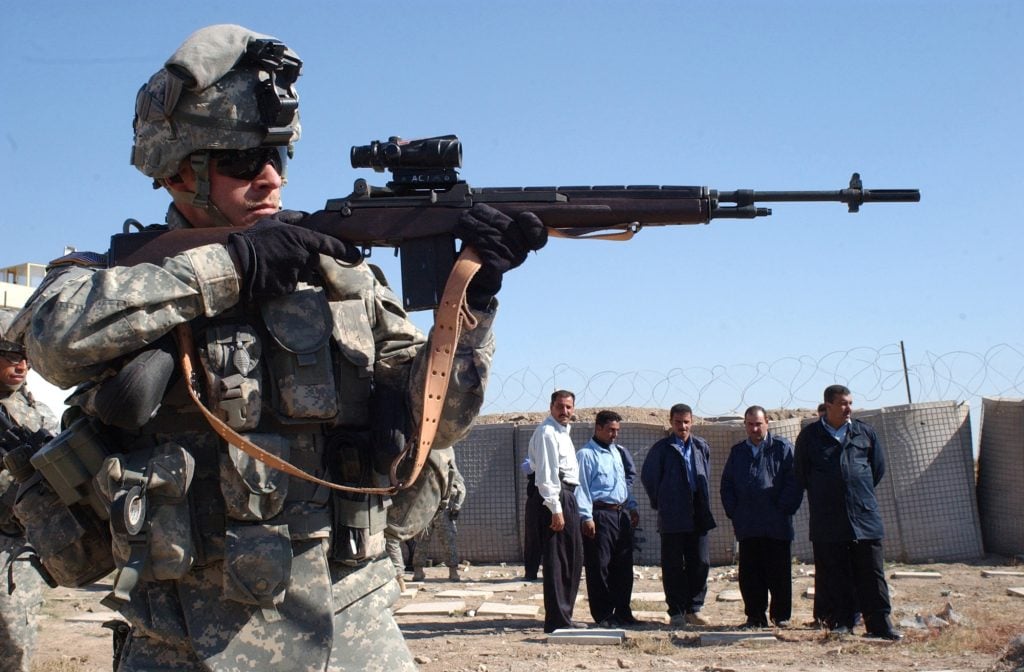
[411,453,466,582]
[0,308,58,672]
[13,24,545,671]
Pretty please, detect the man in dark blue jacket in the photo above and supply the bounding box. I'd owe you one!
[794,385,902,641]
[641,404,716,627]
[721,406,803,628]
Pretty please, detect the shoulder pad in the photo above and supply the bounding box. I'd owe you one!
[47,250,107,270]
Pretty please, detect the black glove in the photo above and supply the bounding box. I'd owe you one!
[228,215,361,301]
[448,509,460,521]
[453,204,547,309]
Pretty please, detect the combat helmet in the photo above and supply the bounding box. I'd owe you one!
[0,307,24,357]
[130,24,302,210]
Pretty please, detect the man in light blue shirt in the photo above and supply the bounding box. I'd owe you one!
[576,410,642,627]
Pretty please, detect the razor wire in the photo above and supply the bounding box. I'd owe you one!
[482,342,1024,416]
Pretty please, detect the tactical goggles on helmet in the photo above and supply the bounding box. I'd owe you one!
[209,146,288,181]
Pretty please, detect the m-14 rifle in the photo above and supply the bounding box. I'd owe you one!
[110,134,920,311]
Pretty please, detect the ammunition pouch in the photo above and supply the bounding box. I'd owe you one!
[11,417,115,587]
[223,522,291,615]
[326,430,388,565]
[13,471,114,587]
[95,442,196,584]
[262,289,340,422]
[219,433,289,521]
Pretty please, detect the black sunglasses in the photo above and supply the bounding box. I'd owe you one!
[209,146,288,181]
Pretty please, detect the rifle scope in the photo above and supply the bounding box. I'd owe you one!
[350,135,462,172]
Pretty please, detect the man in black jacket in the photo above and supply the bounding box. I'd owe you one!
[794,385,902,641]
[721,406,803,628]
[641,404,716,628]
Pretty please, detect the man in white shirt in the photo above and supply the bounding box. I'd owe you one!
[527,390,585,632]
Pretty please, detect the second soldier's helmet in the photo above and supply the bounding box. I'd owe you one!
[130,24,302,181]
[0,307,24,357]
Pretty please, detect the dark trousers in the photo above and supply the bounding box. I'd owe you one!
[533,485,583,632]
[738,537,792,624]
[659,531,709,615]
[582,507,635,622]
[812,539,893,633]
[523,476,542,579]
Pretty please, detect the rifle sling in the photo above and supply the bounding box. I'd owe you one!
[173,247,482,495]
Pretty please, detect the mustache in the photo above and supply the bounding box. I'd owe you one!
[245,196,281,210]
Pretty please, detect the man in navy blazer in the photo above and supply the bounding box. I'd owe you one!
[794,385,902,641]
[641,403,716,627]
[721,406,803,628]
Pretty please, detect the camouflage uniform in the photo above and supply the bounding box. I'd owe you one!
[12,24,497,669]
[18,201,494,671]
[412,458,466,571]
[0,311,58,672]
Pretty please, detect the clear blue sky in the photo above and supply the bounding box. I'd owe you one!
[3,1,1022,415]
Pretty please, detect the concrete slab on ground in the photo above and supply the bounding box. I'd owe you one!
[64,613,121,623]
[631,591,666,602]
[547,628,625,645]
[1007,587,1024,599]
[699,631,778,645]
[716,589,742,602]
[468,582,529,592]
[633,610,669,623]
[891,571,942,579]
[981,570,1024,578]
[436,589,494,599]
[475,602,540,617]
[395,600,466,615]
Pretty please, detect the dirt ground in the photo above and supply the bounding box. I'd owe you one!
[32,557,1024,672]
[28,406,1024,671]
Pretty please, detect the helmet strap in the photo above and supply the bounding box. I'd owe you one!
[189,152,213,209]
[186,151,233,227]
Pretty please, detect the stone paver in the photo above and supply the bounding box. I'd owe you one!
[395,600,466,615]
[716,589,742,602]
[436,589,494,599]
[468,582,529,592]
[891,571,942,580]
[699,631,777,645]
[1007,587,1024,599]
[475,602,540,617]
[547,627,624,645]
[981,570,1024,578]
[631,591,666,602]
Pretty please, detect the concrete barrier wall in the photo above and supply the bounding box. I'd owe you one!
[978,397,1024,556]
[418,401,984,567]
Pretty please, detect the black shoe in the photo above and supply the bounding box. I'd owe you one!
[569,620,589,629]
[598,616,622,628]
[616,613,643,626]
[831,625,853,635]
[865,629,903,641]
[741,620,768,629]
[772,619,791,628]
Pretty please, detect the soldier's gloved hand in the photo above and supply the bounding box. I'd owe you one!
[228,216,361,301]
[448,509,460,521]
[453,204,547,310]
